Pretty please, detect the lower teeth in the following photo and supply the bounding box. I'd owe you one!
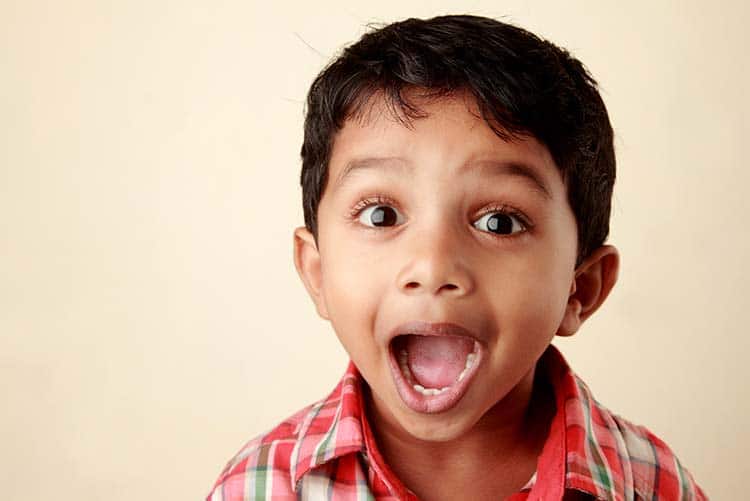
[399,347,477,396]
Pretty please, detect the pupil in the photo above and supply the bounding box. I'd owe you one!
[372,206,397,226]
[488,214,512,234]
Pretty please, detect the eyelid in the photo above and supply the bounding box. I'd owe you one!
[349,194,401,218]
[474,204,532,229]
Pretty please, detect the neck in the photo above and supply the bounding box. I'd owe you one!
[364,365,555,501]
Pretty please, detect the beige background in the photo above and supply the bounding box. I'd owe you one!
[2,0,748,499]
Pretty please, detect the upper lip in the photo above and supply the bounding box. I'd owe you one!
[387,320,478,344]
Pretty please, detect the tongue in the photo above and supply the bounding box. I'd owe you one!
[405,335,474,389]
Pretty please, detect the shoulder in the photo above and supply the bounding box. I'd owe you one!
[610,411,707,500]
[574,375,708,500]
[205,402,317,501]
[205,364,366,501]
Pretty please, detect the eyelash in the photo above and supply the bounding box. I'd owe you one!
[349,194,401,219]
[476,204,532,233]
[349,194,532,235]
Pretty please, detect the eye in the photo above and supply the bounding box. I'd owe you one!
[358,204,405,227]
[473,211,526,235]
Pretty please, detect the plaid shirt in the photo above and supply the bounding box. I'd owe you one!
[207,345,706,500]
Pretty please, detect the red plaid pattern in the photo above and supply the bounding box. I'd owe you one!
[207,345,706,500]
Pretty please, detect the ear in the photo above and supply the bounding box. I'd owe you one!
[557,245,619,337]
[293,226,329,320]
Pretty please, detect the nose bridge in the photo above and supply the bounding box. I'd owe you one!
[396,211,475,296]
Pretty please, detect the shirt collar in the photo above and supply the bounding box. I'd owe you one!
[535,346,629,500]
[290,362,367,490]
[290,346,629,500]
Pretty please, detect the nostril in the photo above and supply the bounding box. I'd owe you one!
[403,281,460,292]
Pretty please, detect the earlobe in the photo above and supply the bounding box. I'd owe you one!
[293,226,329,320]
[556,245,620,337]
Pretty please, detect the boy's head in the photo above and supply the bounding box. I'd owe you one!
[293,15,619,442]
[300,14,615,267]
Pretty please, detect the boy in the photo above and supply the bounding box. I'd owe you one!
[208,15,706,500]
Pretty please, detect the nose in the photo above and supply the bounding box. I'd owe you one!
[395,225,475,297]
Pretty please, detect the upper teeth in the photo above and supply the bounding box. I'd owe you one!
[399,347,478,396]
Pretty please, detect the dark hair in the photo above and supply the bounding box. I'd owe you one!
[300,14,615,265]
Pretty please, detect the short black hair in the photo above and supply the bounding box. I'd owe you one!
[300,14,615,265]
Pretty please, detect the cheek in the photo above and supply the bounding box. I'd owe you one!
[319,248,390,372]
[485,254,572,330]
[319,245,385,327]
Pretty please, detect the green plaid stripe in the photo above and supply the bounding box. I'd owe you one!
[576,379,614,496]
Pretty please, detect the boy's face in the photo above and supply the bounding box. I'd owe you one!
[295,92,585,442]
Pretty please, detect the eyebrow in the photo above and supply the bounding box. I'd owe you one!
[470,159,552,200]
[333,156,408,190]
[334,156,553,200]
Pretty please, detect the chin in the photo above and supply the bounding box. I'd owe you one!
[397,406,482,443]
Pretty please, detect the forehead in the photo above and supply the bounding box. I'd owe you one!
[326,91,564,199]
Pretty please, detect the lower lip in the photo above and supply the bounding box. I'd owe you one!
[387,340,482,414]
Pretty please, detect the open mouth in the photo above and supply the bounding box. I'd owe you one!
[388,331,482,414]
